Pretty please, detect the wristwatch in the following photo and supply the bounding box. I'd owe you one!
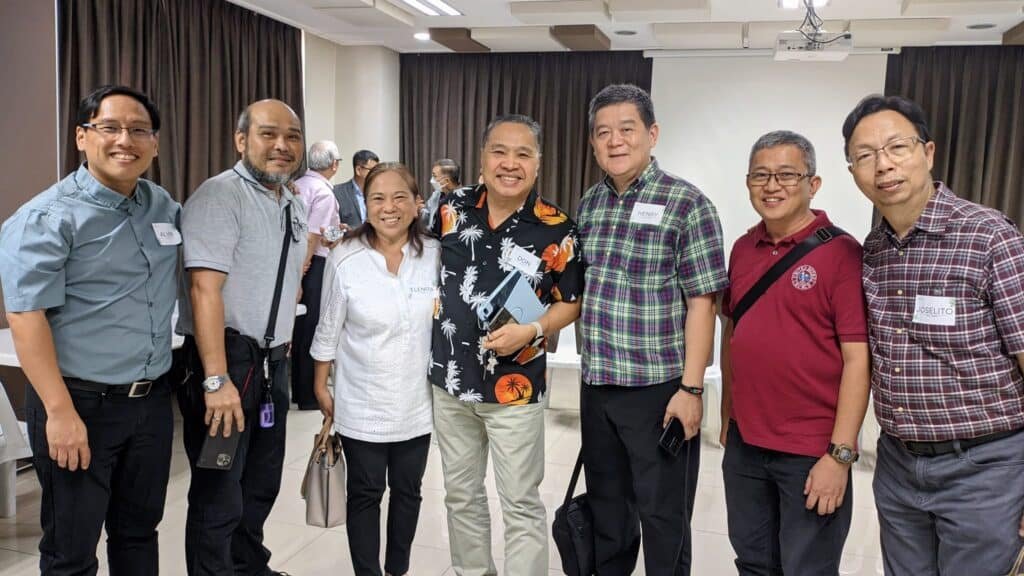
[828,443,859,465]
[202,374,229,393]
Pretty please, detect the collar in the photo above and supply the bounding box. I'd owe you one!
[465,184,542,224]
[877,181,951,239]
[599,157,661,197]
[74,164,144,209]
[752,209,832,246]
[303,170,331,186]
[353,180,363,197]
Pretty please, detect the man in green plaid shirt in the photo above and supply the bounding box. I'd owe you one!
[576,84,728,575]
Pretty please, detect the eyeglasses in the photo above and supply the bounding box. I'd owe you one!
[81,123,157,140]
[848,135,924,169]
[746,171,809,187]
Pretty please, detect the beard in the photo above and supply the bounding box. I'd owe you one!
[242,155,293,187]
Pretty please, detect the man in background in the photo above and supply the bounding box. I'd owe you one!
[334,148,379,229]
[423,158,462,227]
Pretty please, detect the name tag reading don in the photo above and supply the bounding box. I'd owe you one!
[509,246,542,276]
[912,295,956,327]
[630,202,665,225]
[152,222,182,246]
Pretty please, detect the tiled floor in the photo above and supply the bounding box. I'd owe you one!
[0,370,883,575]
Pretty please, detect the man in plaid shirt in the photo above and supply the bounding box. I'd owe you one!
[577,84,728,575]
[844,94,1024,575]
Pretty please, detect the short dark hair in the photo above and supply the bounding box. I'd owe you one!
[841,94,933,159]
[352,149,380,171]
[749,130,817,176]
[588,84,655,134]
[344,162,427,256]
[77,85,161,131]
[433,158,461,185]
[481,114,542,152]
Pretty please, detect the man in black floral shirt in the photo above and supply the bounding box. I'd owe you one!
[430,114,583,575]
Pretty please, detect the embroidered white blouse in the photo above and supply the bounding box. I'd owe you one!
[311,236,440,442]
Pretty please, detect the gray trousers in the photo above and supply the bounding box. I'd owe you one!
[874,431,1024,576]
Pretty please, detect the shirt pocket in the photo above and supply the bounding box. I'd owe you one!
[908,280,981,350]
[623,223,674,282]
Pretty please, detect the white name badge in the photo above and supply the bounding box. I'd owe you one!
[912,295,956,326]
[152,223,182,246]
[630,202,665,225]
[509,245,542,276]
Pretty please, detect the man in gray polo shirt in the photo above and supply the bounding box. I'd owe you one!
[0,85,178,575]
[175,99,307,575]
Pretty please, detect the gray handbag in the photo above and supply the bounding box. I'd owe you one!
[300,418,346,528]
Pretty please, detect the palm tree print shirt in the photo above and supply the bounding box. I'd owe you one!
[429,185,584,405]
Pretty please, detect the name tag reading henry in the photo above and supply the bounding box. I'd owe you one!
[912,295,956,326]
[630,202,665,225]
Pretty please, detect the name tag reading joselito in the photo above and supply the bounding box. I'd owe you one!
[630,202,665,225]
[509,246,542,276]
[152,222,182,246]
[912,295,956,326]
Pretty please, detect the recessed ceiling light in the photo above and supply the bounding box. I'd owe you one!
[399,0,461,16]
[967,23,996,30]
[615,30,637,36]
[414,32,431,41]
[779,0,829,8]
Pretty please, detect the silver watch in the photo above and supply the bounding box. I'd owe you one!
[202,374,229,393]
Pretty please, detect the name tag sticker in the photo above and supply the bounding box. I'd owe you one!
[509,246,542,276]
[912,295,956,326]
[152,223,182,246]
[630,203,665,225]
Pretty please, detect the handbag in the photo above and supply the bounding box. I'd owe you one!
[300,418,347,528]
[1008,545,1024,576]
[552,449,595,576]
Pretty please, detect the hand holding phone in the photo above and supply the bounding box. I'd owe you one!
[658,418,686,458]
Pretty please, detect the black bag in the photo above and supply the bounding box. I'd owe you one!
[553,449,595,576]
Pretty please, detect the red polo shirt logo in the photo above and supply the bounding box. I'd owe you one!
[791,265,817,290]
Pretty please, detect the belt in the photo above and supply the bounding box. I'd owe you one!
[901,428,1022,457]
[65,375,166,398]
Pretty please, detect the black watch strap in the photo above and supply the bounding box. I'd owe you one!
[679,383,704,396]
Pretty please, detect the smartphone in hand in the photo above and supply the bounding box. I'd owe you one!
[658,418,686,458]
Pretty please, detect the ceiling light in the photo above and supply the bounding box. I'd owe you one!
[421,0,461,16]
[615,30,637,36]
[414,32,431,41]
[779,0,829,8]
[399,0,461,17]
[967,23,996,30]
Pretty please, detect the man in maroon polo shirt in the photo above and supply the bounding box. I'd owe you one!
[844,94,1024,575]
[720,130,871,575]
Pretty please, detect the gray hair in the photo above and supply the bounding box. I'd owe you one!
[308,141,341,171]
[588,84,656,134]
[749,130,817,175]
[482,114,542,153]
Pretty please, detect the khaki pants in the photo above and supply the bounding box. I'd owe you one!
[432,386,548,576]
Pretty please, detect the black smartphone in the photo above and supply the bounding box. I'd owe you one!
[658,418,686,458]
[197,429,242,470]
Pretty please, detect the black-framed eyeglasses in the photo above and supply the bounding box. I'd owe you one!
[848,135,924,169]
[81,123,157,140]
[746,171,810,187]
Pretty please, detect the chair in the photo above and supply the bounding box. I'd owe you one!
[0,381,32,518]
[545,322,581,409]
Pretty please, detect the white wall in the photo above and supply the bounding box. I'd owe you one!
[651,54,887,249]
[302,35,401,183]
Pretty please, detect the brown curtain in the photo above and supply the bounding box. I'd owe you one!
[58,0,304,202]
[885,46,1024,226]
[400,51,652,216]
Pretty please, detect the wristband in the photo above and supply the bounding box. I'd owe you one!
[529,321,544,340]
[678,383,704,396]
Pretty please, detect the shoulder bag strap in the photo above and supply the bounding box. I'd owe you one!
[263,203,294,350]
[731,226,848,328]
[563,448,584,507]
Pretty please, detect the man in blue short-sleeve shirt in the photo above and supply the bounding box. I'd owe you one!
[0,85,179,575]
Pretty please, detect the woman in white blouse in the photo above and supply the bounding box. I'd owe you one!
[311,162,439,576]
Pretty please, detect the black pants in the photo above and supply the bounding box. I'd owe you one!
[580,380,700,576]
[291,254,325,409]
[26,378,173,576]
[177,346,290,576]
[723,423,852,576]
[342,434,431,576]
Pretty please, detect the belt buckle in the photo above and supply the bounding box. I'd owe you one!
[128,380,153,398]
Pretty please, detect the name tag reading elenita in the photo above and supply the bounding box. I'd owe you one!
[912,295,956,326]
[152,222,182,246]
[629,202,665,225]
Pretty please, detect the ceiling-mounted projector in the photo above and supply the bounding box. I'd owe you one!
[774,30,853,61]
